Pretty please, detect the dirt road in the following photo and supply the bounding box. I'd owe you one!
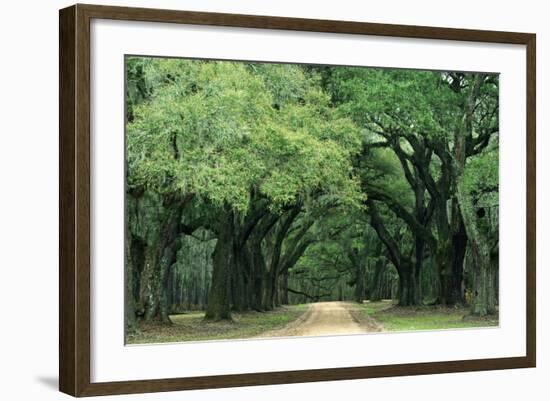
[258,301,382,338]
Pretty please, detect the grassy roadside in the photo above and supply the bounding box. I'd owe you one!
[126,304,309,344]
[361,300,499,332]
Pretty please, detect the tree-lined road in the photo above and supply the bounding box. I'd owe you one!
[260,301,382,338]
[125,58,500,342]
[295,302,364,336]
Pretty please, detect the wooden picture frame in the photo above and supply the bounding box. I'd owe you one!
[59,3,536,397]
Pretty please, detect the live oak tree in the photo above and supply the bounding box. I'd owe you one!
[453,74,499,315]
[319,67,498,308]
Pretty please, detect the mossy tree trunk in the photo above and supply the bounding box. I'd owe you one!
[262,205,303,310]
[205,199,272,319]
[354,263,366,304]
[278,273,289,305]
[396,261,418,306]
[454,74,496,316]
[367,198,420,306]
[158,235,182,323]
[205,211,234,320]
[347,248,366,303]
[449,218,468,304]
[138,195,190,322]
[246,213,279,311]
[230,247,248,312]
[368,258,385,302]
[125,224,138,334]
[470,244,497,315]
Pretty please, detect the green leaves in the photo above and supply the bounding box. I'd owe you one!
[126,57,497,231]
[327,67,464,142]
[126,59,363,214]
[462,149,499,203]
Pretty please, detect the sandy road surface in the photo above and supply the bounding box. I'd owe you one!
[259,301,382,338]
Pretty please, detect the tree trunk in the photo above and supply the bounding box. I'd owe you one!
[261,270,276,311]
[368,258,385,302]
[125,228,137,334]
[397,262,418,306]
[470,243,497,315]
[414,236,425,302]
[246,242,264,311]
[255,206,303,310]
[367,198,420,306]
[433,200,453,305]
[354,263,366,303]
[142,205,184,322]
[438,239,467,305]
[230,246,248,312]
[140,244,162,320]
[244,213,279,311]
[158,236,181,323]
[136,195,191,322]
[279,273,289,305]
[448,218,467,304]
[204,213,234,320]
[454,74,495,316]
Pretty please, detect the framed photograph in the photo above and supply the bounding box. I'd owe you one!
[59,4,536,397]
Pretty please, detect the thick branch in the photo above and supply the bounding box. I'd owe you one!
[365,185,436,249]
[366,198,404,270]
[286,287,332,301]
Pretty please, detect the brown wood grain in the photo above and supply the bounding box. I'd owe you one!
[525,34,536,367]
[59,5,76,396]
[59,3,536,397]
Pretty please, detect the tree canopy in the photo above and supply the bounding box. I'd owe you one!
[124,57,499,331]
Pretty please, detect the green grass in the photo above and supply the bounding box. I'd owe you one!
[126,304,309,344]
[361,300,499,332]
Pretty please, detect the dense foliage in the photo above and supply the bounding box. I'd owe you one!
[125,57,499,331]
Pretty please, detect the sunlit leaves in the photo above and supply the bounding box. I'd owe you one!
[462,149,498,202]
[327,67,464,141]
[126,58,364,213]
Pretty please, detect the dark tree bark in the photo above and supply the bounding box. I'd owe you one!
[354,263,366,304]
[364,129,440,305]
[205,211,234,320]
[367,117,475,307]
[368,257,386,302]
[245,213,279,311]
[278,273,289,305]
[447,218,467,304]
[396,262,417,306]
[469,242,497,315]
[366,198,419,306]
[158,234,183,323]
[347,248,366,303]
[205,198,272,319]
[454,74,497,316]
[230,246,248,312]
[261,205,303,310]
[261,270,277,311]
[246,239,265,311]
[143,198,188,322]
[125,225,138,334]
[138,201,183,321]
